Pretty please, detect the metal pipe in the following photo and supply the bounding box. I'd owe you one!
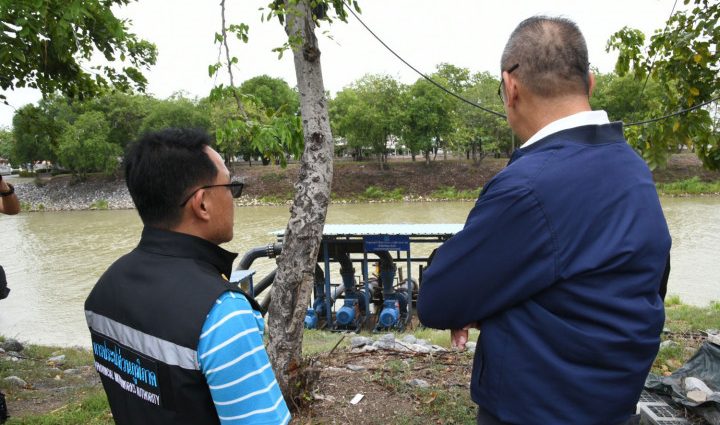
[237,243,282,270]
[253,269,277,297]
[260,292,271,314]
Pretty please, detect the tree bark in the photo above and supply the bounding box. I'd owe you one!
[266,0,334,404]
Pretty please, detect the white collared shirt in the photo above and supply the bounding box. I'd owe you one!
[521,110,610,149]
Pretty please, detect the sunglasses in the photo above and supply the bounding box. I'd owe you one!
[179,180,244,207]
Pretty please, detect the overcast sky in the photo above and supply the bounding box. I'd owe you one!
[0,0,679,128]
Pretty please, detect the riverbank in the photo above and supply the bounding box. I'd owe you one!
[1,299,717,424]
[9,154,720,212]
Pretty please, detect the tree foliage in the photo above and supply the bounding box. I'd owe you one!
[607,0,719,169]
[239,75,299,114]
[139,95,210,135]
[401,76,454,162]
[57,111,121,177]
[447,69,510,160]
[0,128,13,163]
[12,102,63,165]
[329,74,403,166]
[0,0,157,102]
[208,77,303,167]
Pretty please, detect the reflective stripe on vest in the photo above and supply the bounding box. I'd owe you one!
[85,310,199,370]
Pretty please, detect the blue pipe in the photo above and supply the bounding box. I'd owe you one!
[336,264,360,326]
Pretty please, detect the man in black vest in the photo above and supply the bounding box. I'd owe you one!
[85,128,290,424]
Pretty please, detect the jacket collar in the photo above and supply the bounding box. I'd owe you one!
[509,121,625,165]
[137,227,238,278]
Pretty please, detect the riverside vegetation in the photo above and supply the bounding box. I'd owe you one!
[0,298,718,424]
[11,154,720,212]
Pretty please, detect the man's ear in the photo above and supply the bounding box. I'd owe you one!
[588,72,596,97]
[189,190,211,222]
[505,74,519,108]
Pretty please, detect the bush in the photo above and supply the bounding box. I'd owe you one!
[90,199,109,210]
[361,186,404,201]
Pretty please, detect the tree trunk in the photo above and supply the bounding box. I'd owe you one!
[267,0,333,404]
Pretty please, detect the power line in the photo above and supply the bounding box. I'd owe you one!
[341,1,507,119]
[342,1,717,129]
[625,95,720,126]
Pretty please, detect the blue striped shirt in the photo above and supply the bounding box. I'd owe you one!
[198,291,290,424]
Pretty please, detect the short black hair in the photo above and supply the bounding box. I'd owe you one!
[124,128,217,228]
[501,16,590,98]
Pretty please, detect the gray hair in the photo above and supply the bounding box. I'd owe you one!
[501,16,590,98]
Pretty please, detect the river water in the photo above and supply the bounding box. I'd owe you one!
[0,198,718,347]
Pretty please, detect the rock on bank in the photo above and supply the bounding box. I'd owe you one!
[15,178,134,211]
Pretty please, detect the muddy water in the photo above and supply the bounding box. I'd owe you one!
[0,198,717,347]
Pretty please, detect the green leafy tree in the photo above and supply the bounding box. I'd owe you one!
[239,75,299,114]
[445,69,510,160]
[329,74,403,167]
[607,0,719,169]
[11,103,63,166]
[402,77,454,163]
[205,85,303,167]
[0,0,157,103]
[590,71,664,123]
[329,86,362,158]
[139,96,211,134]
[80,92,154,149]
[57,111,121,177]
[0,128,14,163]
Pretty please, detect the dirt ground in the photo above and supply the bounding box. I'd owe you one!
[0,348,103,419]
[1,344,476,424]
[293,349,476,425]
[2,335,714,424]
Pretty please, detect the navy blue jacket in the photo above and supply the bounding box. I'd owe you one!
[417,123,671,425]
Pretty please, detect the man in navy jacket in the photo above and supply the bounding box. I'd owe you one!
[417,16,671,425]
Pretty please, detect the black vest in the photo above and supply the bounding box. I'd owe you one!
[85,228,260,425]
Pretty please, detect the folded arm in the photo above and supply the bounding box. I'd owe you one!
[417,184,557,330]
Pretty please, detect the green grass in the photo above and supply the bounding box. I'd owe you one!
[656,177,720,195]
[651,296,720,375]
[664,298,720,333]
[430,185,481,200]
[259,172,287,183]
[665,294,682,307]
[359,186,405,201]
[7,389,112,425]
[301,330,349,355]
[89,199,109,210]
[0,339,111,424]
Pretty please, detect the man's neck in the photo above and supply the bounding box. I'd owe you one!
[516,95,592,143]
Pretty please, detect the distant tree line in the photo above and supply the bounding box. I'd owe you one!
[1,66,718,177]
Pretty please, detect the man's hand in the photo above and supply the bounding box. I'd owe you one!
[450,322,480,350]
[451,328,469,349]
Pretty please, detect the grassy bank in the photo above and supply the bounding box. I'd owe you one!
[1,298,717,424]
[656,177,720,196]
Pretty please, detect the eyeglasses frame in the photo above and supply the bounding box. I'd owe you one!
[179,181,244,207]
[497,63,520,103]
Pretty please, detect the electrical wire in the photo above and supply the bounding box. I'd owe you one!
[341,0,717,128]
[341,0,507,119]
[625,95,720,126]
